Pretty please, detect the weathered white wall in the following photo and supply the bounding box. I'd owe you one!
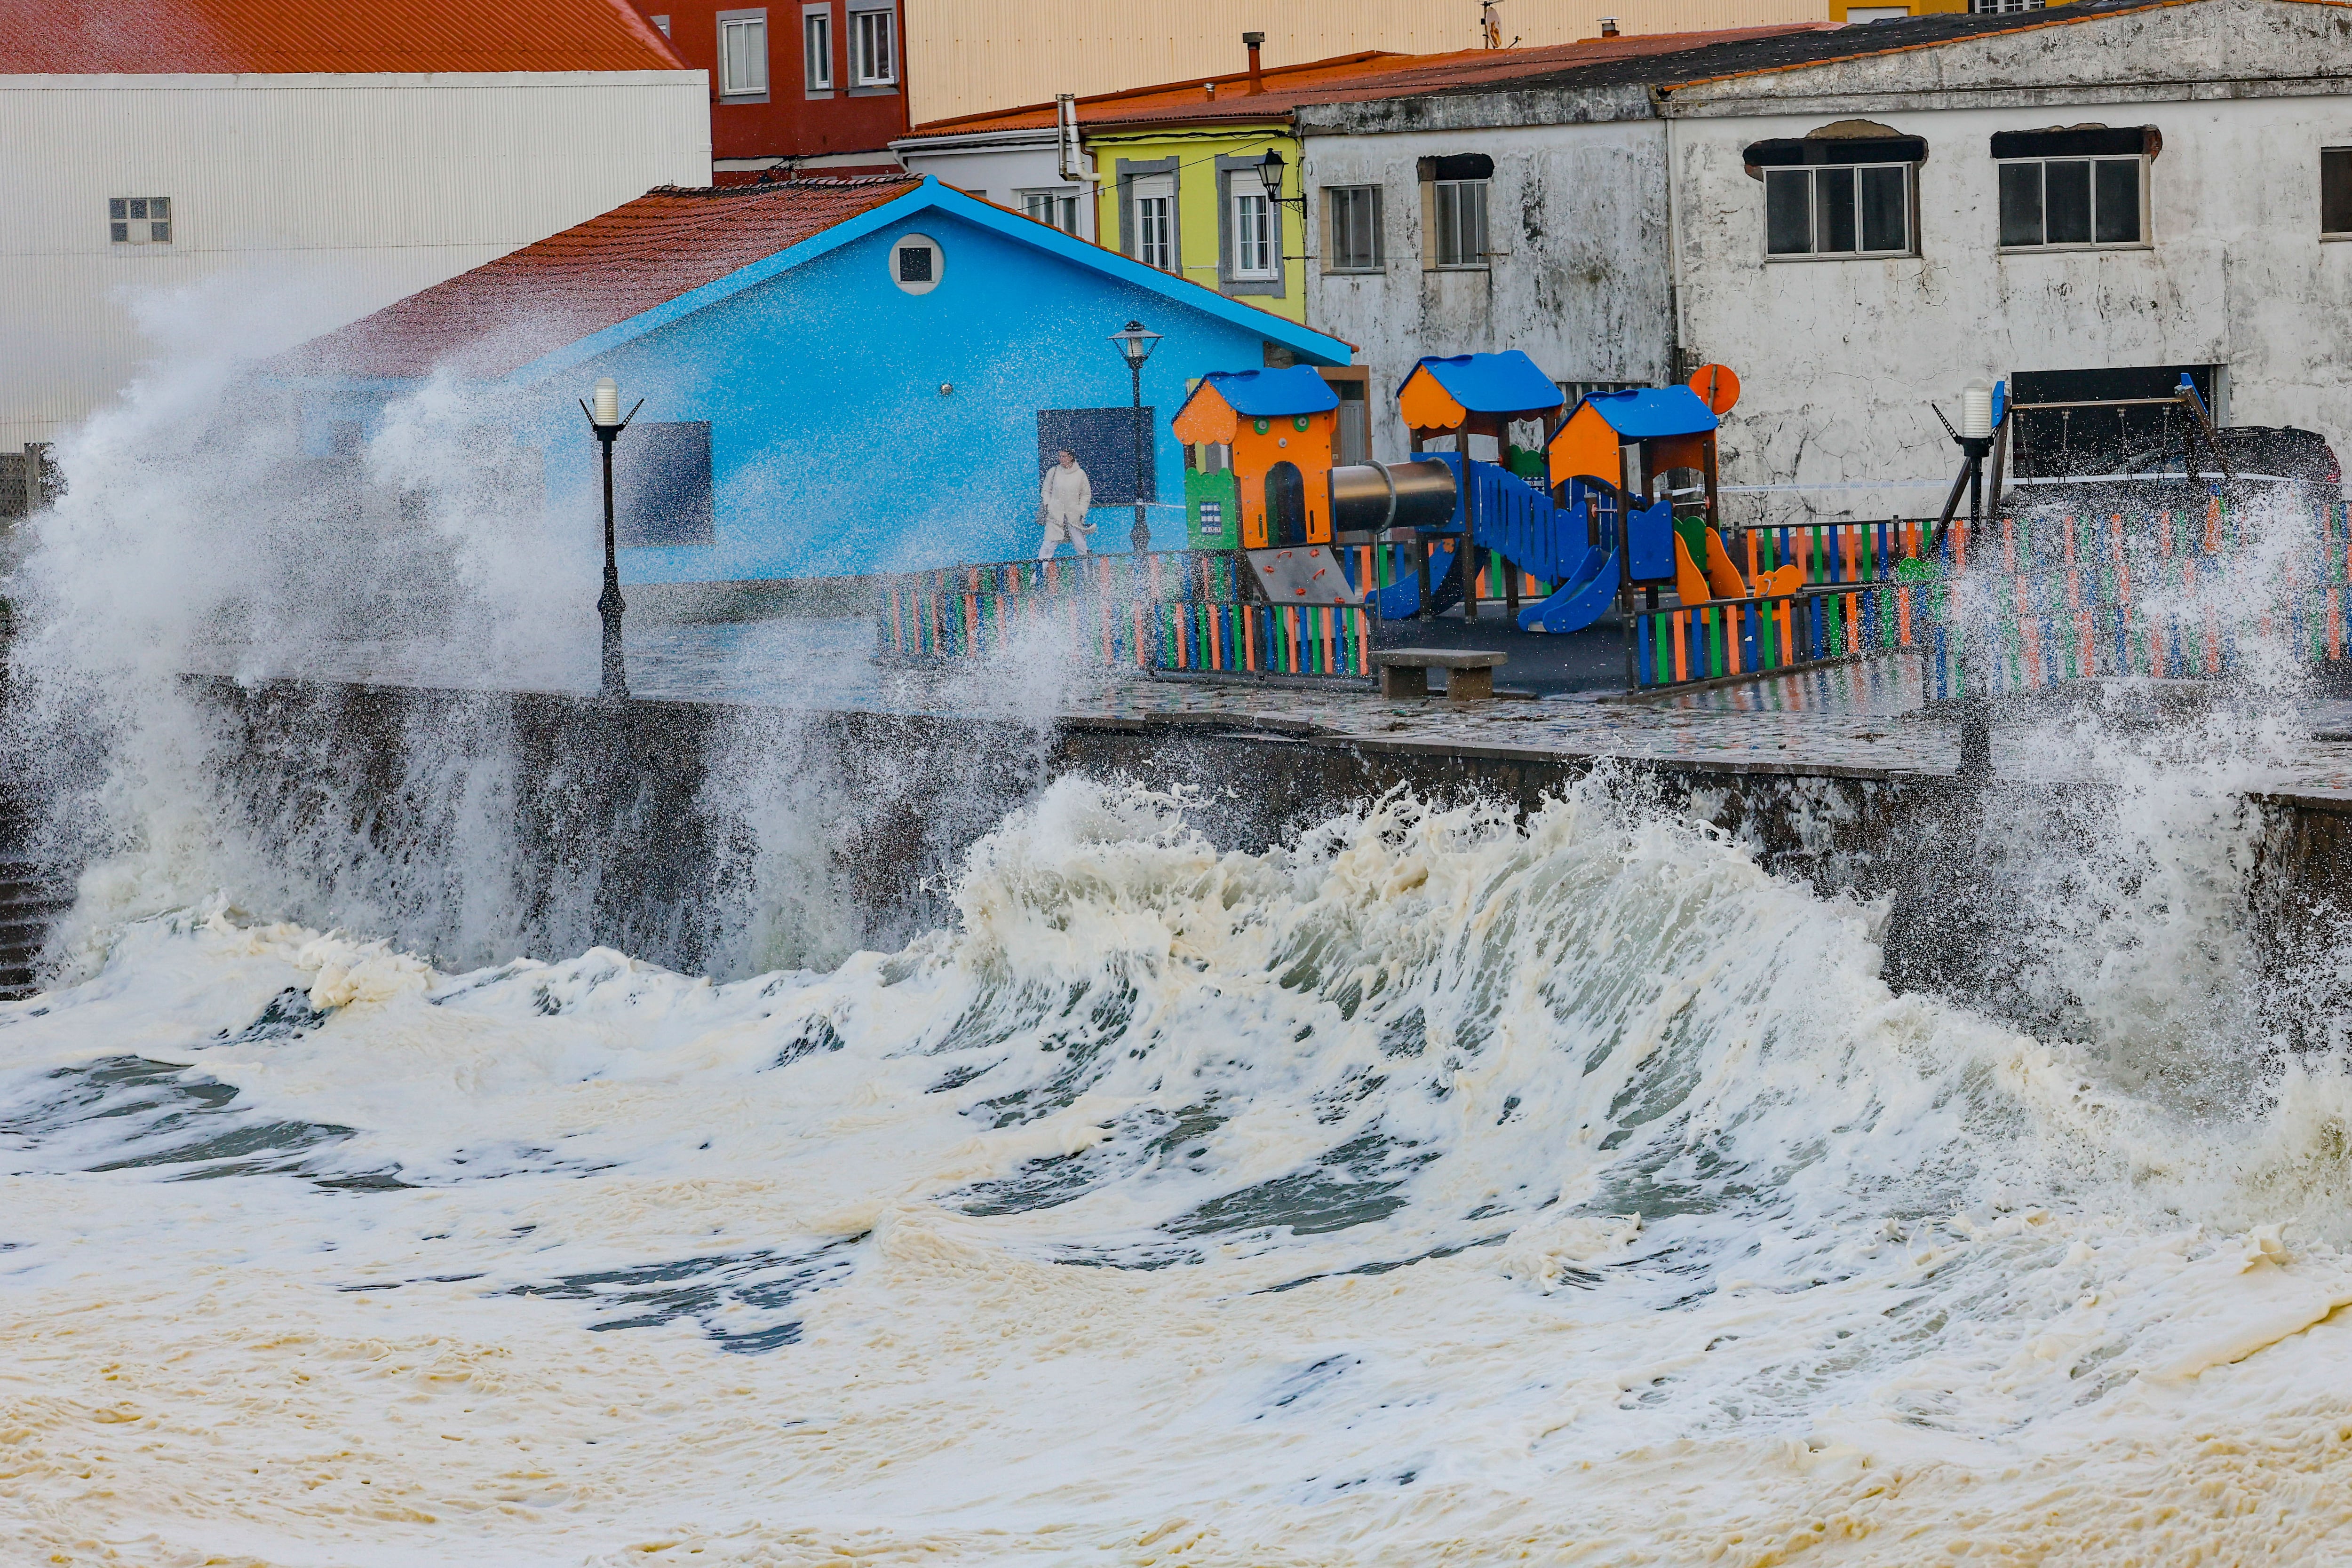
[1665,0,2352,522]
[891,130,1094,237]
[1303,114,1675,462]
[0,71,711,451]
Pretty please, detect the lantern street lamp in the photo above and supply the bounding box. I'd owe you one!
[1253,148,1307,214]
[1108,321,1162,553]
[578,375,644,699]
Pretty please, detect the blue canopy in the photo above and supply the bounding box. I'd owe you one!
[1577,385,1719,437]
[1397,351,1564,415]
[1199,366,1339,417]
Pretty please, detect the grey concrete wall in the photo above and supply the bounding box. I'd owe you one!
[13,677,2320,1052]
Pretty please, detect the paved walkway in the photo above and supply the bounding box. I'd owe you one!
[175,616,2352,802]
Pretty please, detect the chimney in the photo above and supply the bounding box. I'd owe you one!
[1204,79,1217,100]
[1598,16,1620,35]
[1242,31,1264,92]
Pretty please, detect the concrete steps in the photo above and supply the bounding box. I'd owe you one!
[0,858,74,999]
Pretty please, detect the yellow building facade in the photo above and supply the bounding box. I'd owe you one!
[1088,122,1311,326]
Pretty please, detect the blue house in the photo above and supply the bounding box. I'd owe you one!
[278,176,1355,586]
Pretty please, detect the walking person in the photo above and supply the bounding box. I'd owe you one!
[1039,447,1095,559]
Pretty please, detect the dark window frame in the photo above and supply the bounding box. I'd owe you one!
[1762,163,1915,260]
[1037,408,1156,507]
[2324,146,2352,238]
[613,421,715,548]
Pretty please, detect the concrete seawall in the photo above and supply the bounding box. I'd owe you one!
[24,676,2297,1042]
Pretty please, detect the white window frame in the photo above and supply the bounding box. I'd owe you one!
[1996,155,2148,252]
[108,195,172,246]
[1132,177,1174,271]
[1969,0,2043,12]
[1324,185,1383,273]
[717,9,769,98]
[802,4,832,93]
[1231,189,1276,279]
[1431,178,1489,269]
[852,6,896,87]
[1022,188,1082,235]
[1762,163,1915,261]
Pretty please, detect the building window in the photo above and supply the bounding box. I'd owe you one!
[887,232,942,295]
[2322,148,2352,241]
[650,13,671,34]
[1994,127,2153,249]
[1023,189,1081,233]
[1764,166,1911,256]
[1232,190,1275,279]
[1417,153,1494,270]
[1747,132,1925,259]
[1131,175,1174,270]
[614,422,715,548]
[1039,409,1154,507]
[1432,180,1489,268]
[853,7,895,86]
[2328,148,2352,237]
[1325,185,1383,271]
[719,11,768,96]
[1969,0,2042,12]
[108,196,172,245]
[803,6,832,91]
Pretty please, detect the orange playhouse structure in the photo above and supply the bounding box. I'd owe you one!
[1170,368,1342,549]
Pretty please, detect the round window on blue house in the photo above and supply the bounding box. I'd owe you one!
[890,233,943,296]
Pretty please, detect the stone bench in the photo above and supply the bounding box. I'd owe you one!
[1373,648,1509,702]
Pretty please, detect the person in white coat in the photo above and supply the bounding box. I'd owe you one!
[1039,448,1095,559]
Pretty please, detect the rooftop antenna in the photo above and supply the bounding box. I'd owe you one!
[1481,0,1519,47]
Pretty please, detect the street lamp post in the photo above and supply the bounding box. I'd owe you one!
[1109,320,1162,553]
[578,375,643,700]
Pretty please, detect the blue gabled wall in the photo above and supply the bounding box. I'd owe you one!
[528,204,1336,584]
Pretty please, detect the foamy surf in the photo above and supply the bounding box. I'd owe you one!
[7,776,2352,1565]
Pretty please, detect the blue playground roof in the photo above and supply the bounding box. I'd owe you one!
[1573,385,1720,438]
[1200,366,1340,416]
[1398,351,1564,414]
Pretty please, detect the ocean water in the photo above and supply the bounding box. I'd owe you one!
[9,343,2352,1565]
[8,769,2352,1564]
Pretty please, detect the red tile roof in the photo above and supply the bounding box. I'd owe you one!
[0,0,684,75]
[901,27,1828,140]
[278,178,920,379]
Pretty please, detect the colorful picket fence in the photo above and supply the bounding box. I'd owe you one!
[1632,500,2352,693]
[874,547,1376,680]
[1746,517,1972,587]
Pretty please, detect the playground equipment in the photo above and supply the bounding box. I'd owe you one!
[1362,352,1567,620]
[1545,372,1804,629]
[1174,366,1372,605]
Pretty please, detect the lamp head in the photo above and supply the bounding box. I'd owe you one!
[1960,380,1994,441]
[593,376,620,428]
[1256,148,1287,202]
[1109,320,1161,367]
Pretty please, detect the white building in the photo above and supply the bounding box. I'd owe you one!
[893,125,1096,240]
[1301,0,2352,521]
[0,0,712,459]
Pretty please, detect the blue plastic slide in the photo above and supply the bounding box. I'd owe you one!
[1368,541,1459,619]
[1516,543,1617,633]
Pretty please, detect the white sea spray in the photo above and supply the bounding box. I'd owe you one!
[6,773,2352,1564]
